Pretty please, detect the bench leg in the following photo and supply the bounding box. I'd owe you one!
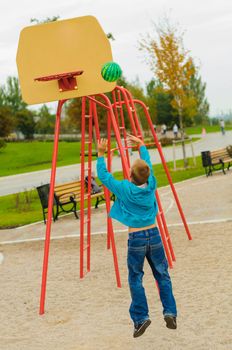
[206,166,212,177]
[74,202,79,219]
[54,206,59,221]
[95,197,100,209]
[222,163,226,175]
[43,209,46,224]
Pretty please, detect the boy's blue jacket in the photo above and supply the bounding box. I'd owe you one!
[97,145,158,228]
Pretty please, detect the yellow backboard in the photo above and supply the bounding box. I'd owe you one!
[16,16,116,105]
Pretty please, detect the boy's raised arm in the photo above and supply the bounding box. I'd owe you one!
[97,139,124,197]
[127,134,153,173]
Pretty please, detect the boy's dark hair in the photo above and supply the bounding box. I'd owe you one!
[130,159,150,185]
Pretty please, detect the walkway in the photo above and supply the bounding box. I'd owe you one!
[0,131,231,196]
[0,170,231,244]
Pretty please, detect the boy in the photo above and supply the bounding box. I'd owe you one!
[97,134,177,338]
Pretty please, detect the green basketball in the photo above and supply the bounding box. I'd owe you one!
[101,62,122,82]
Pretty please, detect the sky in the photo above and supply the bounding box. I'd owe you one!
[1,0,232,116]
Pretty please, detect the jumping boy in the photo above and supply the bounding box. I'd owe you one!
[97,134,177,338]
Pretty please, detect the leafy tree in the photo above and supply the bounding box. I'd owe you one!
[0,76,27,114]
[0,106,15,137]
[140,19,197,167]
[65,98,82,132]
[146,79,174,126]
[189,70,209,125]
[35,105,56,134]
[125,78,148,131]
[16,109,36,139]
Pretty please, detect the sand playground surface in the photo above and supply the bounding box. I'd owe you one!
[0,171,232,350]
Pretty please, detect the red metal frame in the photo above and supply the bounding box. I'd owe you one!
[109,87,176,267]
[132,97,192,241]
[39,84,191,315]
[80,96,122,288]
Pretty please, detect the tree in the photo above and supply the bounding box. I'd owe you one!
[35,105,56,134]
[65,98,82,132]
[190,71,209,125]
[0,106,15,137]
[146,79,175,126]
[140,19,197,167]
[0,76,27,114]
[16,109,36,139]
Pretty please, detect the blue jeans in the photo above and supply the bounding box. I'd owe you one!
[127,227,177,325]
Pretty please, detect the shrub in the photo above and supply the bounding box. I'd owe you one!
[13,190,34,212]
[0,139,6,150]
[159,137,173,147]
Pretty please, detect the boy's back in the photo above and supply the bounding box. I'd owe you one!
[97,144,158,228]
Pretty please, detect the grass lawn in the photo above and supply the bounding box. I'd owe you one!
[185,125,232,135]
[0,156,205,229]
[0,138,200,177]
[0,141,85,177]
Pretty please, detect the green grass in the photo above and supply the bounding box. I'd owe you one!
[0,156,205,229]
[0,190,42,229]
[0,141,85,177]
[185,125,232,135]
[0,138,200,177]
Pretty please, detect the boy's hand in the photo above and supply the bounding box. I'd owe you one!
[98,138,108,157]
[127,134,144,146]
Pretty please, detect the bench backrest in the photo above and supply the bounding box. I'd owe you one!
[54,181,82,203]
[37,179,104,207]
[210,148,229,161]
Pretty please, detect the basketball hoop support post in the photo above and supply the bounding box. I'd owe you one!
[39,99,66,315]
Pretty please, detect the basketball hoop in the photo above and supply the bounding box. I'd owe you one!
[34,70,84,92]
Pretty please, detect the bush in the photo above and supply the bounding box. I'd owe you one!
[159,137,173,147]
[0,139,6,150]
[13,190,34,212]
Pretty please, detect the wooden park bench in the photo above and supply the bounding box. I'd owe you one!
[201,146,232,176]
[37,179,114,224]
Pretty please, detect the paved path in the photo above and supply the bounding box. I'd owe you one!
[0,131,231,196]
[0,171,231,244]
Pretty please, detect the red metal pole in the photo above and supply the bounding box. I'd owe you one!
[156,213,173,268]
[97,94,130,179]
[107,111,112,250]
[80,97,86,279]
[87,101,93,271]
[156,190,176,262]
[112,90,120,126]
[132,97,192,241]
[97,93,127,287]
[115,86,137,135]
[39,99,66,315]
[123,88,143,137]
[115,89,131,167]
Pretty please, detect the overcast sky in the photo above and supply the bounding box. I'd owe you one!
[1,0,232,116]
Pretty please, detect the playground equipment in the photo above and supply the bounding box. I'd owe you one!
[16,16,192,316]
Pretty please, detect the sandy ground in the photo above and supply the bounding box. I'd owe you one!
[0,171,232,350]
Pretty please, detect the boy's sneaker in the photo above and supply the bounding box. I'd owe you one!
[164,315,177,329]
[133,319,151,338]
